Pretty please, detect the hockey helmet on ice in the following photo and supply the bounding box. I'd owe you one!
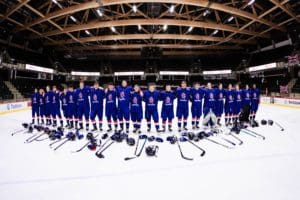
[261,119,267,125]
[145,145,159,157]
[126,137,136,146]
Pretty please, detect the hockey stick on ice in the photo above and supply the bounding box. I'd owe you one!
[24,133,46,143]
[49,137,66,147]
[35,136,49,142]
[275,122,284,131]
[203,137,233,149]
[53,138,70,151]
[187,140,206,157]
[244,129,265,140]
[71,134,99,153]
[176,138,193,161]
[95,140,115,159]
[11,129,27,136]
[228,133,243,145]
[124,137,147,161]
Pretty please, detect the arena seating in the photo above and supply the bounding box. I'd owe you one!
[11,79,64,98]
[292,79,300,93]
[0,81,13,100]
[0,75,295,101]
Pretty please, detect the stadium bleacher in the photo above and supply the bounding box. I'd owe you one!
[0,81,13,100]
[11,79,64,98]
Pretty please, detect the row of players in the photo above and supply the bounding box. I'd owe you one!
[31,80,260,133]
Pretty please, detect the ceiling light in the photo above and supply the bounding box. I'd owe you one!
[203,9,210,17]
[187,26,193,32]
[169,5,175,13]
[227,16,234,22]
[132,5,137,13]
[111,26,116,32]
[70,16,77,22]
[138,24,142,31]
[52,0,62,9]
[85,30,91,35]
[212,30,219,35]
[247,0,255,6]
[163,24,168,31]
[96,9,103,17]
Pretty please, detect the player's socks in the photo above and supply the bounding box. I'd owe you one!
[99,123,103,131]
[147,121,151,131]
[196,119,200,128]
[79,122,83,130]
[126,121,130,130]
[119,120,124,131]
[178,118,182,128]
[114,120,118,130]
[183,119,188,130]
[162,121,166,131]
[53,119,57,127]
[92,123,97,131]
[168,125,172,132]
[155,122,159,132]
[133,127,137,133]
[69,121,73,129]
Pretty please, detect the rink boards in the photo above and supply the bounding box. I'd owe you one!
[0,101,30,115]
[261,96,300,109]
[0,96,300,115]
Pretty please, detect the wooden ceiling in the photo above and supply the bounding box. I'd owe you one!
[0,0,299,57]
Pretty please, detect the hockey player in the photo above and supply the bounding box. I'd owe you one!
[44,85,53,125]
[51,86,63,127]
[31,88,39,124]
[105,83,118,132]
[60,88,69,127]
[215,83,225,126]
[160,84,176,132]
[143,83,160,133]
[250,83,260,121]
[38,89,45,124]
[90,81,105,132]
[190,82,204,129]
[203,82,216,116]
[66,85,77,129]
[233,84,243,124]
[130,84,143,134]
[242,84,252,108]
[116,80,132,133]
[202,82,217,127]
[224,84,235,126]
[75,81,90,131]
[176,81,190,132]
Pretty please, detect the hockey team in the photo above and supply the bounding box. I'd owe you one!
[31,80,260,133]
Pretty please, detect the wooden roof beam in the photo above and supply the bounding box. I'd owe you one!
[20,0,83,45]
[2,0,30,20]
[218,0,290,45]
[69,50,234,57]
[45,34,256,45]
[269,0,300,23]
[33,19,269,39]
[57,44,243,51]
[14,0,285,32]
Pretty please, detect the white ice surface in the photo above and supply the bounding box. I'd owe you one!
[0,104,300,200]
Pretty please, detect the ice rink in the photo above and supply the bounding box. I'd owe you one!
[0,103,300,200]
